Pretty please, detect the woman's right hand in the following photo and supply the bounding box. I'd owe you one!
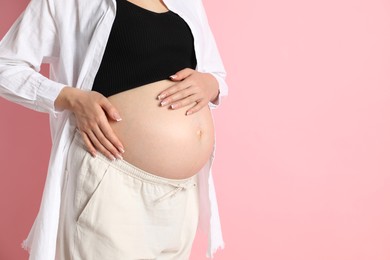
[54,86,125,160]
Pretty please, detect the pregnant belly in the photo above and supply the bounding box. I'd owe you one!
[107,79,215,179]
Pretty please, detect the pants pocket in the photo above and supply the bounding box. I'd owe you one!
[75,157,110,225]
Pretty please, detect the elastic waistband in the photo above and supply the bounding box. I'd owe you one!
[72,129,197,188]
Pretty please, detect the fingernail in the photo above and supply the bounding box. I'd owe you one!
[169,75,177,79]
[113,113,122,122]
[92,151,97,158]
[116,154,123,160]
[119,147,125,153]
[157,94,166,100]
[186,110,192,116]
[171,104,177,109]
[110,155,116,161]
[160,101,167,106]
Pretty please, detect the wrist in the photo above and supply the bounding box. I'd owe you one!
[206,73,220,104]
[210,89,220,104]
[54,86,79,112]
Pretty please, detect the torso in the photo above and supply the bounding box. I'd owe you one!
[107,80,215,179]
[91,0,213,179]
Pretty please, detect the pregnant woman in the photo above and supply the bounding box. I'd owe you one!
[0,0,227,259]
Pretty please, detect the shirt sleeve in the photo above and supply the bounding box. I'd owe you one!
[0,0,66,118]
[196,0,229,110]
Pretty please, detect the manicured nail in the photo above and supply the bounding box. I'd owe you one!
[119,147,125,153]
[160,101,167,106]
[186,110,192,116]
[171,104,177,109]
[157,94,166,100]
[169,75,177,79]
[116,154,123,160]
[113,113,122,122]
[92,151,97,158]
[109,154,116,161]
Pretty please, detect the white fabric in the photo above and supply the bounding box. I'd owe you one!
[0,0,228,259]
[56,130,200,260]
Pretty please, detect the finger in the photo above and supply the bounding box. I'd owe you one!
[99,122,125,154]
[157,69,195,100]
[98,100,125,154]
[94,126,123,159]
[87,129,117,161]
[165,86,197,108]
[169,92,200,110]
[169,68,194,81]
[80,131,97,157]
[158,80,191,102]
[159,81,195,106]
[186,100,207,116]
[100,98,122,122]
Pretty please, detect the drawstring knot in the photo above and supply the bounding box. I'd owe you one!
[154,180,197,204]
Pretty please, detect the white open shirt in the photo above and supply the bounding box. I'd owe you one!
[0,0,228,259]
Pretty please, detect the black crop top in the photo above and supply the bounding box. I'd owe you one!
[91,0,197,97]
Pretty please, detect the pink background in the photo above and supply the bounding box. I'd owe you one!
[1,0,390,259]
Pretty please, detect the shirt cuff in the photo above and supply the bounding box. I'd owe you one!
[36,76,67,118]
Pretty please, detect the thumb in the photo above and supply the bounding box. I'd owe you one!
[101,99,122,122]
[169,68,194,81]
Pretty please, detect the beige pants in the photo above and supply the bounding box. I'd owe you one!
[55,130,199,260]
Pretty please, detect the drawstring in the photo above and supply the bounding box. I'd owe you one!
[154,180,197,204]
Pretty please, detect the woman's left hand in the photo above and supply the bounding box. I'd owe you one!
[157,68,219,115]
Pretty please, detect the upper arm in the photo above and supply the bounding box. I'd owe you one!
[0,0,65,116]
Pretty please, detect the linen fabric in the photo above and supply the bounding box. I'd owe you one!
[56,130,199,260]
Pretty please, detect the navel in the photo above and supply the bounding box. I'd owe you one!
[196,129,203,138]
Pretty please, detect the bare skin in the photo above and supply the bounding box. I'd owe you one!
[54,1,220,179]
[106,79,215,178]
[54,68,219,179]
[128,0,170,13]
